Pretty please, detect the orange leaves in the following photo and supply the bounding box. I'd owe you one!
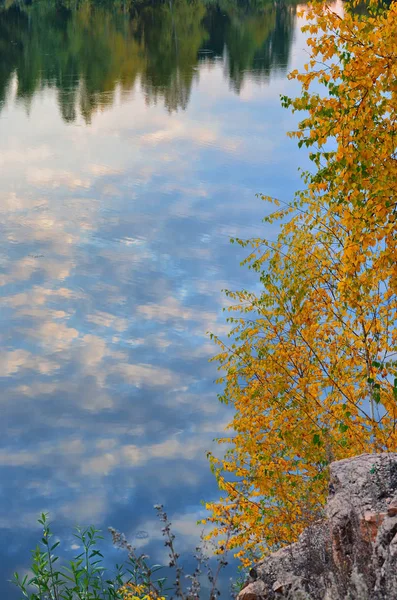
[288,0,397,276]
[202,0,397,573]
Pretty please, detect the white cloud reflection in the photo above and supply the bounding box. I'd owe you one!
[0,18,311,596]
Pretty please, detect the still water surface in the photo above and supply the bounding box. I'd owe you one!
[0,0,309,595]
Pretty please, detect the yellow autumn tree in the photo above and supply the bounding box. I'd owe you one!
[201,0,397,569]
[286,0,397,284]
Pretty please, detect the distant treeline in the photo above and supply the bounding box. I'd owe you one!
[0,0,298,118]
[0,0,298,11]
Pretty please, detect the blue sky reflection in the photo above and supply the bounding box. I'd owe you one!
[0,4,316,596]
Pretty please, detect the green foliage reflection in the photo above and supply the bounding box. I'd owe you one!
[0,0,298,120]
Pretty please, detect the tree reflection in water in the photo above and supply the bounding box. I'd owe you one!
[0,0,298,120]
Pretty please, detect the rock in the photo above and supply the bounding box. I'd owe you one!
[272,575,302,594]
[387,497,397,517]
[236,453,397,600]
[237,579,268,599]
[272,580,283,594]
[360,510,387,542]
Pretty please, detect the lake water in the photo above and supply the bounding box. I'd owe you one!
[0,0,310,596]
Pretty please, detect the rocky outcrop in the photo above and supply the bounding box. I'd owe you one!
[237,453,397,600]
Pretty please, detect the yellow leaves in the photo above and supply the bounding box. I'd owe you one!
[202,0,397,572]
[343,243,360,266]
[119,583,166,600]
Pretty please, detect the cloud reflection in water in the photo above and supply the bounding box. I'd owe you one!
[0,0,312,595]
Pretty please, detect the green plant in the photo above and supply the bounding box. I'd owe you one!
[12,508,240,600]
[12,513,125,599]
